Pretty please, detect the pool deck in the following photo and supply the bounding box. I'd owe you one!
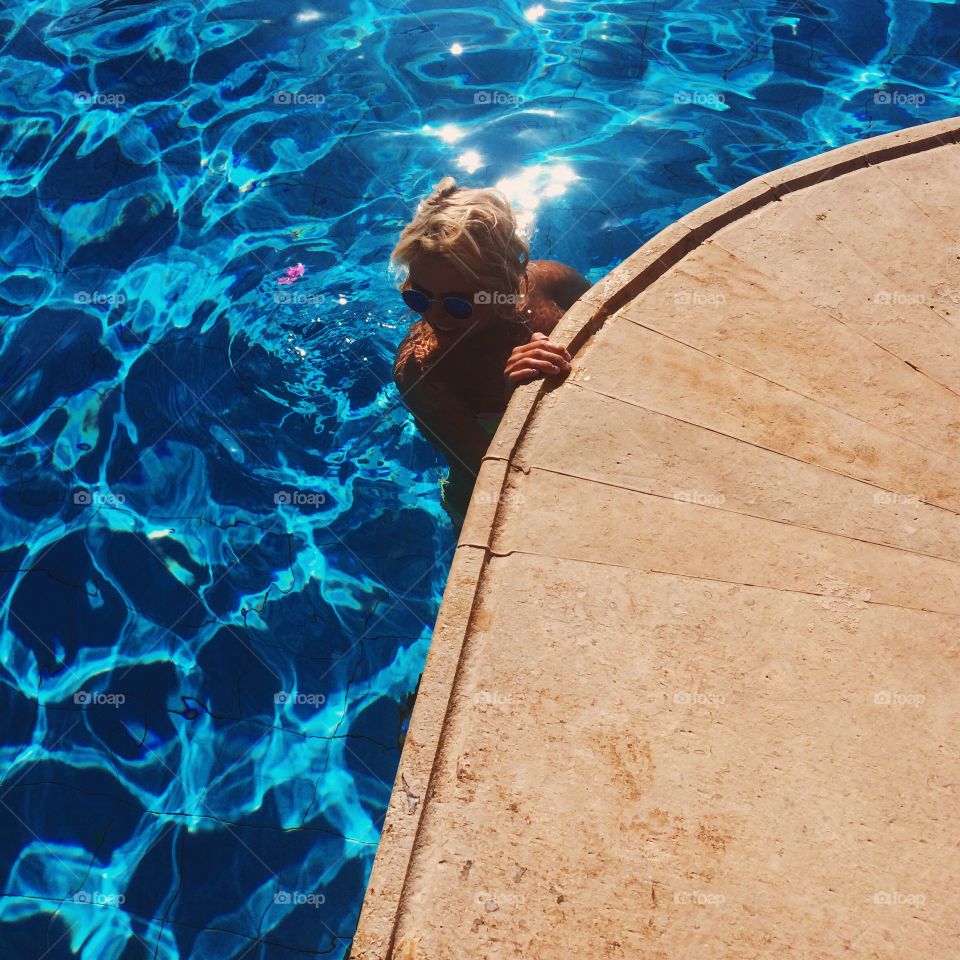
[352,116,960,959]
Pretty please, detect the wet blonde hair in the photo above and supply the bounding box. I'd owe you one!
[390,176,530,322]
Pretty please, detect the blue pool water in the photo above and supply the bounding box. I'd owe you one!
[0,1,958,956]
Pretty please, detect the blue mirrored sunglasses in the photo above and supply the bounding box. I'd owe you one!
[401,287,474,320]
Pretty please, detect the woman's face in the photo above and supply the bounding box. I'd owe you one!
[404,253,499,346]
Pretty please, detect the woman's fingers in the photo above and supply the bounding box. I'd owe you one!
[505,368,539,388]
[517,339,571,362]
[505,358,570,384]
[508,346,571,368]
[527,346,571,364]
[504,337,573,391]
[506,350,571,373]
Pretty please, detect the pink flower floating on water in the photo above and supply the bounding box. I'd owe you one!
[277,262,305,285]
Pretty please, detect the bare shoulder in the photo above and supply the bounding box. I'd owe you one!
[517,259,592,335]
[527,259,592,311]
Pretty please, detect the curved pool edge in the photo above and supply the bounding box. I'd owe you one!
[350,114,960,960]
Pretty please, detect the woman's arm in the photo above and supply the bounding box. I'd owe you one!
[504,259,585,393]
[394,352,492,480]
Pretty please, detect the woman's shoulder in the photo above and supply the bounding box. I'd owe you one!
[527,259,592,311]
[515,296,564,338]
[517,259,591,335]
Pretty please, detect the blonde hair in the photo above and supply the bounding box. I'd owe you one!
[390,176,530,322]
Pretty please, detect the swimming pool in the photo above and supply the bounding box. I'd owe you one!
[0,1,957,957]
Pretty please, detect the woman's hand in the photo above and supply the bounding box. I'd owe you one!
[503,332,572,393]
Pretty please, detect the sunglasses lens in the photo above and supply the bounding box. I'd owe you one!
[444,297,473,319]
[401,289,429,313]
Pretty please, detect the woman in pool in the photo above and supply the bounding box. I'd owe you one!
[391,175,591,528]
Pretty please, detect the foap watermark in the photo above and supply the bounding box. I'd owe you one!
[475,890,525,911]
[874,290,927,306]
[872,891,926,907]
[75,91,126,107]
[673,90,725,107]
[274,692,326,707]
[274,890,326,907]
[873,691,925,707]
[273,91,325,107]
[873,89,926,107]
[672,489,726,507]
[474,489,526,509]
[673,690,726,707]
[274,490,326,507]
[475,290,522,306]
[673,289,726,307]
[872,491,920,506]
[473,90,525,106]
[473,690,515,708]
[73,891,126,906]
[674,890,726,906]
[74,489,125,506]
[74,691,126,707]
[274,290,325,306]
[74,290,126,307]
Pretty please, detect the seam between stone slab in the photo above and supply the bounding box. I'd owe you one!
[868,144,960,241]
[869,159,960,236]
[614,310,960,475]
[348,115,960,960]
[477,548,960,616]
[508,461,960,565]
[699,182,960,352]
[698,236,960,403]
[565,379,960,518]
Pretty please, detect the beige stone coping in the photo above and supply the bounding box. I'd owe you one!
[352,116,960,959]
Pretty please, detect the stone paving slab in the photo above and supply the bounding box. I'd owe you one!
[873,145,960,241]
[352,117,960,960]
[494,466,960,614]
[620,240,960,454]
[516,386,960,561]
[711,169,960,389]
[572,311,960,509]
[376,552,956,959]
